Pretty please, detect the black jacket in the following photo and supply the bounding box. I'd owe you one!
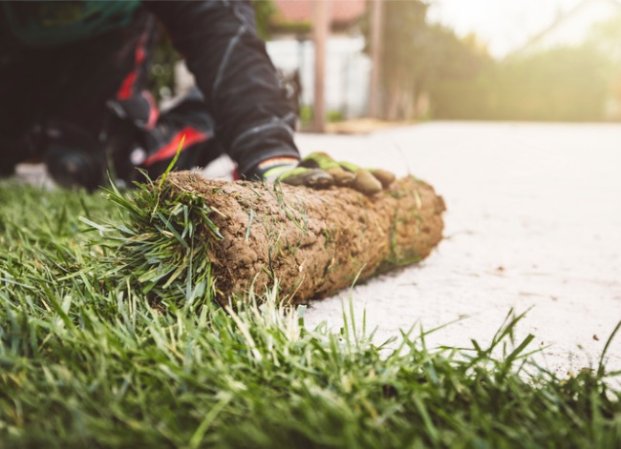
[145,1,299,175]
[0,0,300,175]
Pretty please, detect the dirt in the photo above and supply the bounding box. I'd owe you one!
[167,172,445,304]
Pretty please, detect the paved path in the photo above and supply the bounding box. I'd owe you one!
[296,122,621,374]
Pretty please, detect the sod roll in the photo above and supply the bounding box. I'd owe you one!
[166,171,445,304]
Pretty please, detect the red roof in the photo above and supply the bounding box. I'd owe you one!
[274,0,366,25]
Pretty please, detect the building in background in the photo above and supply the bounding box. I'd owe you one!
[266,0,370,119]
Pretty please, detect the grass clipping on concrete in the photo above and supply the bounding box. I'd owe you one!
[0,177,620,448]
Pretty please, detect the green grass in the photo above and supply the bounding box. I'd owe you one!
[0,179,620,448]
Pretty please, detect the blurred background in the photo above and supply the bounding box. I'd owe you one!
[151,0,621,131]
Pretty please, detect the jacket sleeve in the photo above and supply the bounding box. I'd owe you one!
[145,0,299,175]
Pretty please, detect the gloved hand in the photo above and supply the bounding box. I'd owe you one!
[259,152,395,195]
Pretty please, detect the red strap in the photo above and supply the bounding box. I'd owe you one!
[143,127,209,166]
[116,31,148,101]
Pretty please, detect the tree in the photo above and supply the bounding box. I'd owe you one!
[365,1,489,120]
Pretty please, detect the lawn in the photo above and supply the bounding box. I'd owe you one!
[0,178,619,448]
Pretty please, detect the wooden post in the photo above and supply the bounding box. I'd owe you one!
[313,0,329,132]
[369,0,384,118]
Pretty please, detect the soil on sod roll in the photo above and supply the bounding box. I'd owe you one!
[166,171,445,304]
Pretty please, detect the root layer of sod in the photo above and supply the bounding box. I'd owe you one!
[165,172,445,303]
[0,179,620,448]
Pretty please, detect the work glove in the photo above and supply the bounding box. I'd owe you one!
[257,152,395,195]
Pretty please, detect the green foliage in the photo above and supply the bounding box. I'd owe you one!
[299,104,313,127]
[367,1,490,120]
[0,180,620,448]
[252,0,277,40]
[586,13,621,120]
[368,2,620,121]
[148,29,181,101]
[431,45,611,121]
[327,110,345,123]
[588,13,621,65]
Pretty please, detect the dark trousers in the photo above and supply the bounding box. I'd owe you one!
[0,11,220,188]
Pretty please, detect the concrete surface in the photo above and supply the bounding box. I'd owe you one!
[296,122,621,374]
[11,121,621,374]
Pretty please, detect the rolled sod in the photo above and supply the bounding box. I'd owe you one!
[165,171,445,304]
